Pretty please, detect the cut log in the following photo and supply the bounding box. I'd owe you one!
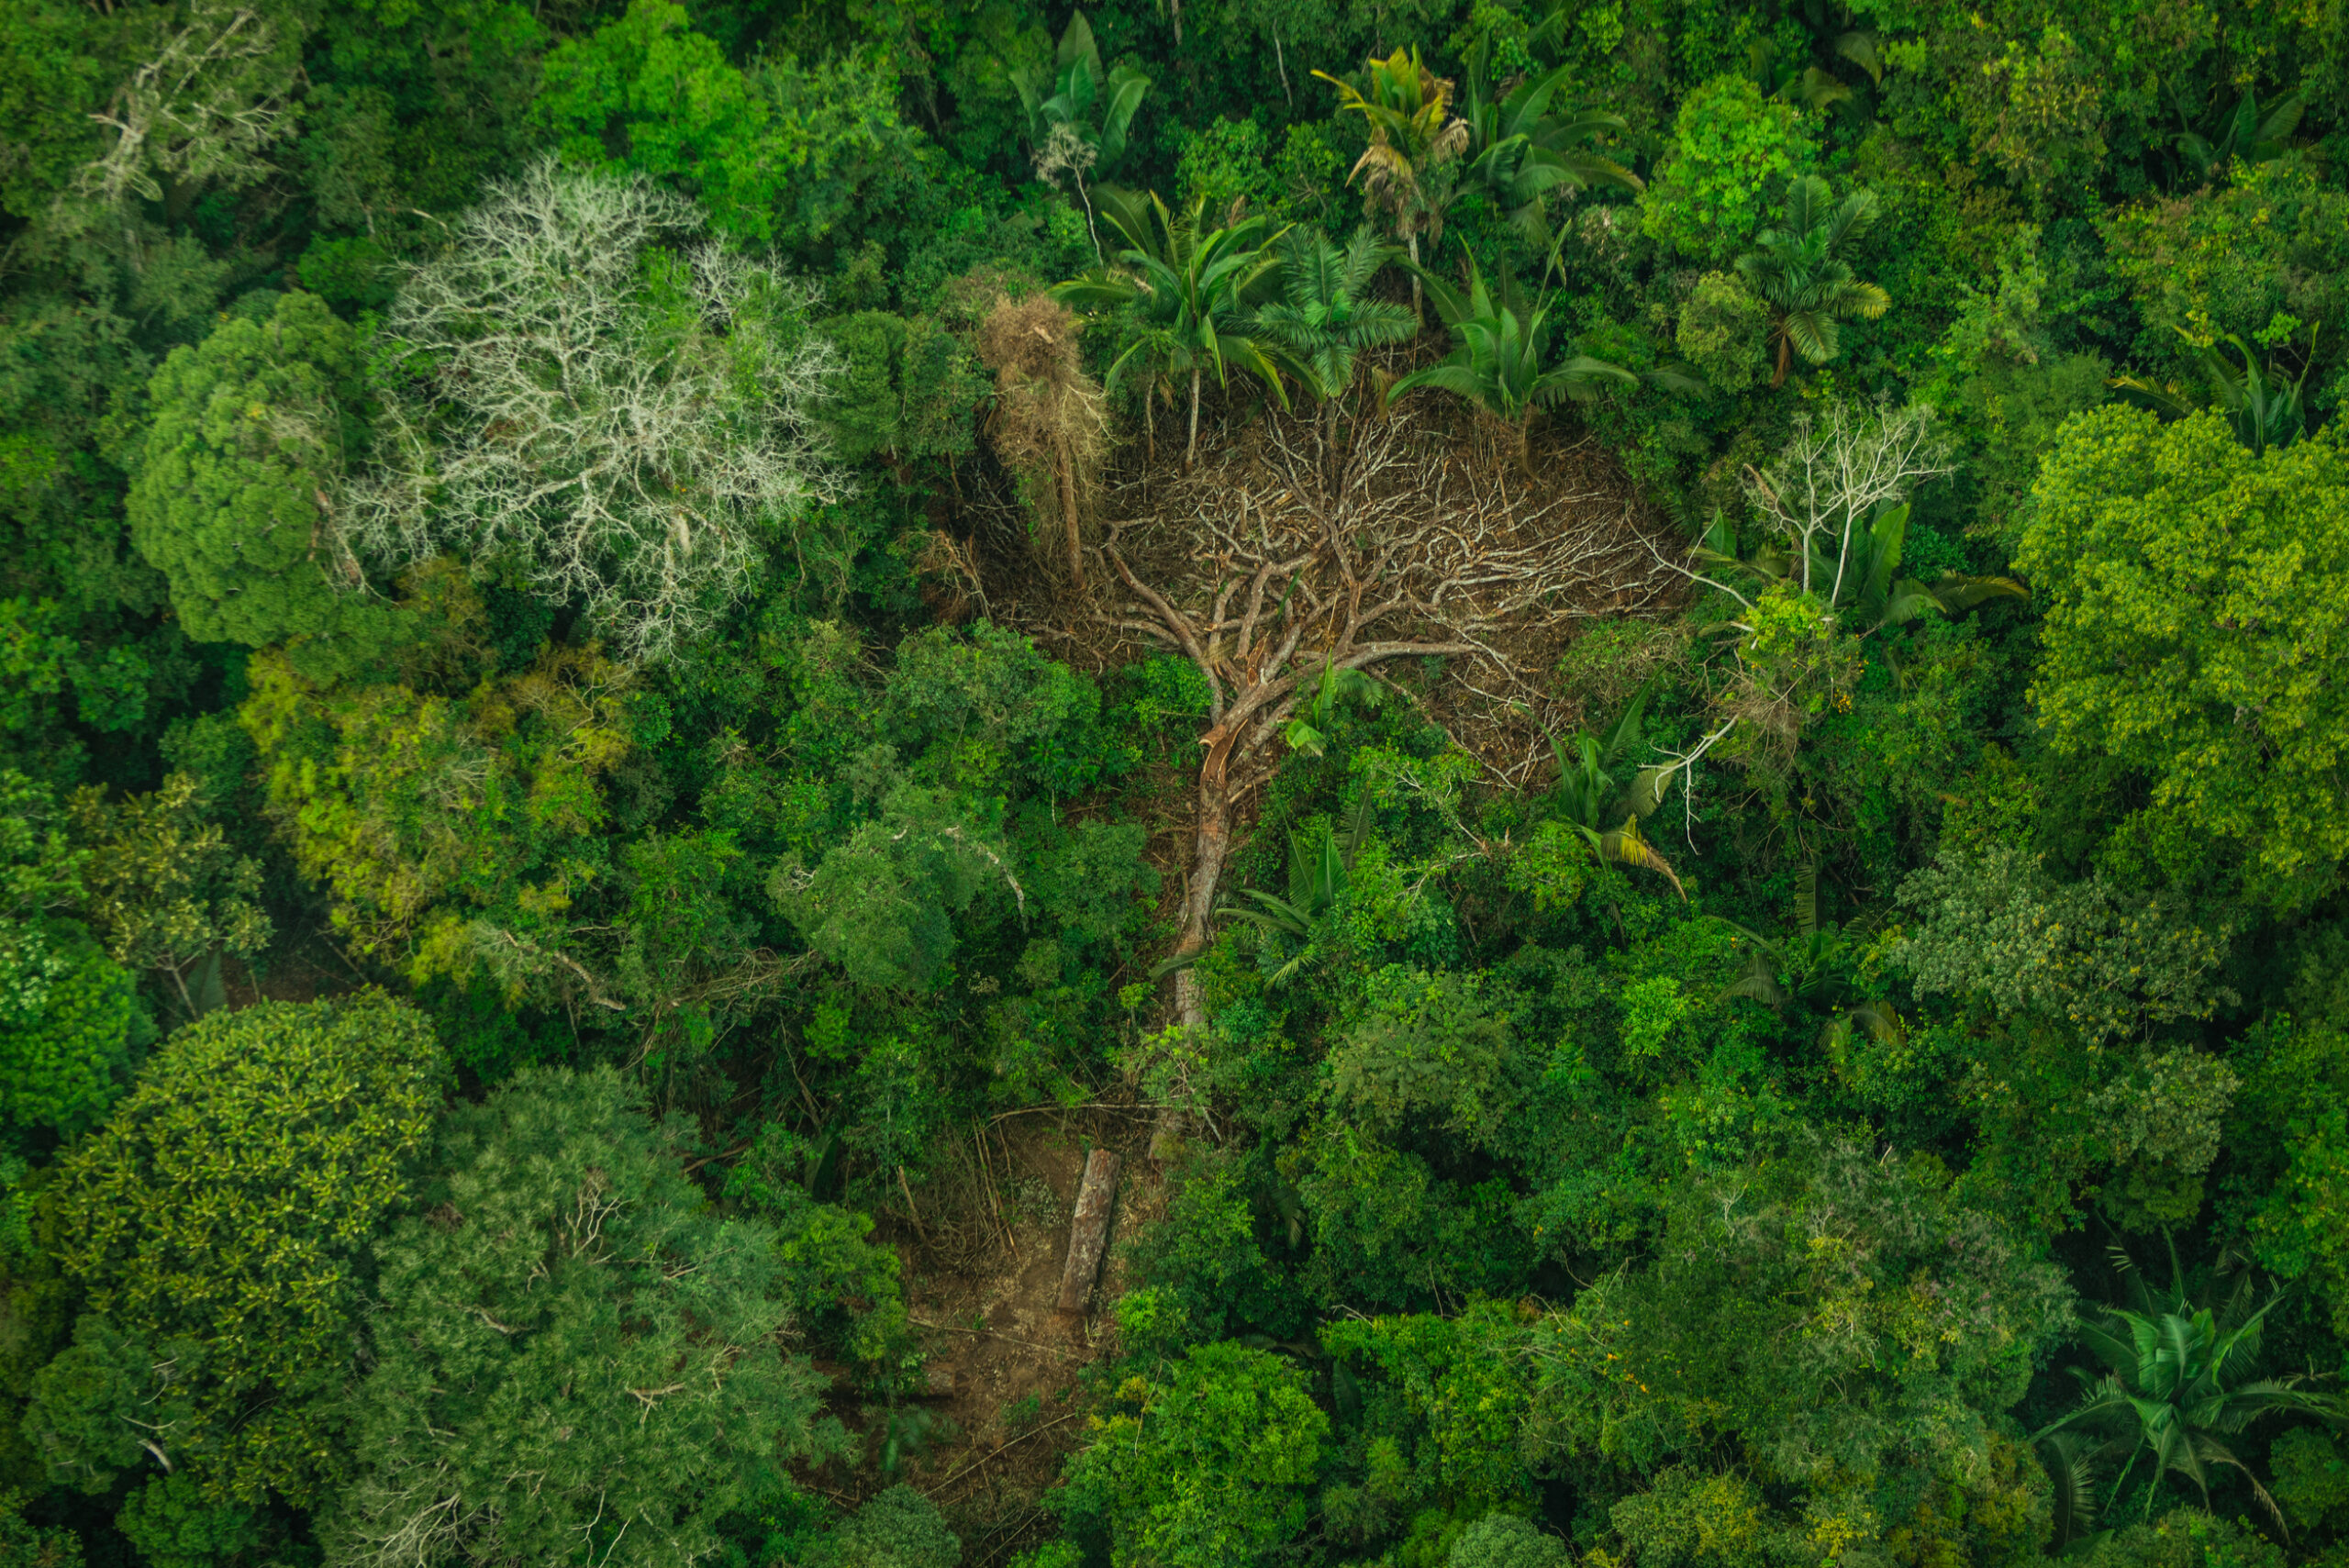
[1055,1148,1121,1316]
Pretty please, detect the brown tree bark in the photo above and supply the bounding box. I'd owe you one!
[1055,430,1085,590]
[1056,1147,1122,1316]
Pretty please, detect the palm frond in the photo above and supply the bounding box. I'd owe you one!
[1783,310,1841,365]
[2037,1432,2106,1552]
[1594,817,1685,898]
[1930,575,2029,614]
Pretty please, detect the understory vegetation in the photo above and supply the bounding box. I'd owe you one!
[3,2,2349,1567]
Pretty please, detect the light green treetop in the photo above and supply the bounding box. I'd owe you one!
[38,990,444,1502]
[2019,407,2349,909]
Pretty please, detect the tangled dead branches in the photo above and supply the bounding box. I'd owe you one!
[1097,404,1677,1027]
[1108,406,1677,783]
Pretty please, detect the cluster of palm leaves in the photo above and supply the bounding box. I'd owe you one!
[1214,806,1369,990]
[1538,683,1684,897]
[1314,46,1472,323]
[1060,201,1688,484]
[2112,328,2320,456]
[1712,866,1902,1048]
[1451,34,1642,277]
[1735,175,1889,387]
[1283,660,1391,759]
[1011,13,1148,260]
[1744,33,1886,117]
[2037,1242,2347,1549]
[1055,188,1299,470]
[1697,501,2024,636]
[1052,33,1696,480]
[1391,259,1654,477]
[2156,83,2303,191]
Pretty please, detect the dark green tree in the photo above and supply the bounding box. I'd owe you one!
[1451,1513,1571,1568]
[807,1485,961,1568]
[114,1473,267,1568]
[127,291,409,679]
[818,311,985,469]
[325,1066,845,1568]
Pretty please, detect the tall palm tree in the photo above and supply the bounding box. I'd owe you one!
[2035,1243,2347,1546]
[1253,227,1418,484]
[1453,29,1642,266]
[1315,48,1471,322]
[1734,175,1889,386]
[1055,187,1291,470]
[1386,257,1635,476]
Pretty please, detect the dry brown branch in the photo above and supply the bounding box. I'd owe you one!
[918,1413,1086,1500]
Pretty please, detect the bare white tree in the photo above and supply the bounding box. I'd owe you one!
[1033,122,1103,261]
[349,159,845,664]
[1740,401,1953,604]
[72,0,296,215]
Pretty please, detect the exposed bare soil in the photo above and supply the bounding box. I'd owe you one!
[851,1108,1167,1566]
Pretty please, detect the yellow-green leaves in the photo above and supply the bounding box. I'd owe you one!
[2021,406,2349,908]
[1061,1340,1330,1568]
[42,991,443,1502]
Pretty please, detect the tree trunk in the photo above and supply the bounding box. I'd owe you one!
[1772,328,1792,388]
[1156,713,1235,1162]
[1074,174,1104,263]
[1055,431,1085,589]
[1143,381,1156,467]
[1170,719,1237,1033]
[1055,1148,1121,1316]
[1407,231,1423,327]
[1516,409,1537,480]
[1185,365,1203,472]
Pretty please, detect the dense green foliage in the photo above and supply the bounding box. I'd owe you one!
[128,292,409,680]
[31,993,442,1502]
[4,1,2349,1567]
[327,1066,843,1568]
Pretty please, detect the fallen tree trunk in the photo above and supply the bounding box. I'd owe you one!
[1056,1147,1121,1316]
